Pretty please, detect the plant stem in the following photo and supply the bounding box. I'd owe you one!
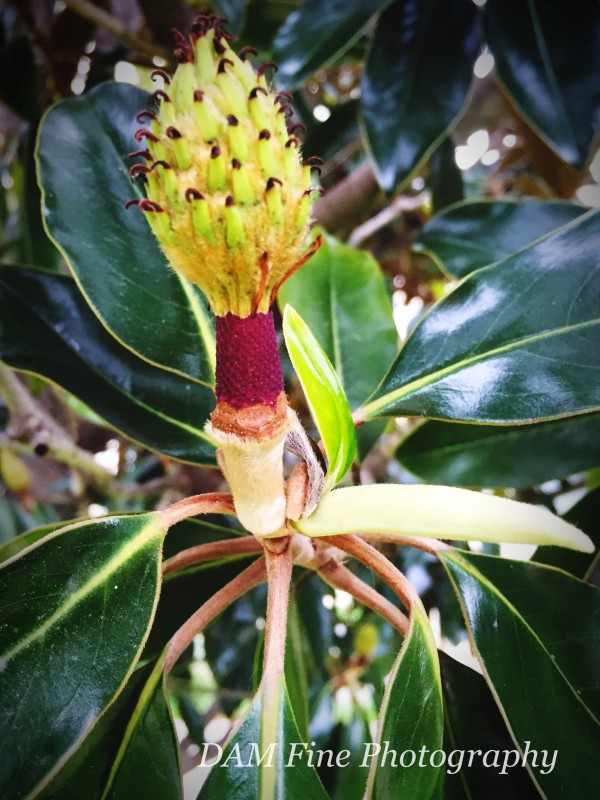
[159,492,236,528]
[163,556,266,673]
[261,542,293,685]
[321,534,420,612]
[0,362,114,491]
[318,559,409,636]
[359,531,450,555]
[162,536,264,575]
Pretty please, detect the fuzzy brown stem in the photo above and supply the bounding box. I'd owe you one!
[159,492,236,528]
[261,543,293,685]
[320,534,419,612]
[163,537,264,575]
[163,556,266,673]
[318,559,409,636]
[359,531,450,555]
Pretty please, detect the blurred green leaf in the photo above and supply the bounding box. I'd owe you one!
[414,199,585,278]
[283,305,356,491]
[273,0,391,90]
[37,82,215,384]
[361,0,479,191]
[362,210,600,422]
[533,487,600,581]
[396,413,600,487]
[285,595,310,741]
[484,0,600,168]
[0,514,164,800]
[0,266,216,465]
[441,550,600,799]
[368,605,443,799]
[210,0,247,36]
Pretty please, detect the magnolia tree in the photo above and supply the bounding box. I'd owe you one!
[0,2,599,799]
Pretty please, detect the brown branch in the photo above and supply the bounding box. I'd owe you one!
[63,0,170,61]
[163,556,267,673]
[318,558,409,636]
[313,161,379,234]
[159,492,236,528]
[321,534,419,612]
[359,531,450,556]
[261,542,293,684]
[163,536,264,575]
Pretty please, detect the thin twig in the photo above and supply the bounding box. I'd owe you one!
[321,534,419,612]
[359,531,450,556]
[163,537,264,575]
[348,192,428,248]
[159,492,236,528]
[163,556,267,673]
[318,558,409,636]
[261,544,293,683]
[63,0,170,61]
[0,362,114,491]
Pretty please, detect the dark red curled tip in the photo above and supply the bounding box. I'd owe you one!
[266,177,282,190]
[285,137,299,148]
[277,104,293,117]
[274,92,293,104]
[139,199,164,212]
[218,57,234,73]
[259,129,271,140]
[129,163,150,179]
[239,45,258,61]
[127,149,152,160]
[171,28,194,63]
[305,156,324,165]
[225,195,235,207]
[166,126,182,139]
[124,199,141,209]
[151,69,171,84]
[136,109,156,123]
[227,114,239,126]
[289,123,307,136]
[185,188,203,202]
[135,129,159,142]
[213,38,227,56]
[257,61,278,77]
[231,158,241,169]
[211,145,221,158]
[249,86,268,99]
[149,160,172,171]
[193,89,205,102]
[150,89,170,105]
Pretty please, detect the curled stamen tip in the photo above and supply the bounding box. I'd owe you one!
[139,199,164,212]
[257,61,278,77]
[150,89,170,105]
[166,126,182,139]
[289,123,307,136]
[249,86,268,99]
[135,129,160,143]
[239,45,258,61]
[124,199,140,209]
[136,109,156,124]
[259,129,271,140]
[151,69,171,84]
[150,160,172,171]
[225,195,235,207]
[171,27,194,63]
[231,158,242,169]
[193,89,204,102]
[129,164,150,179]
[266,177,283,190]
[305,156,324,165]
[127,149,151,160]
[274,92,293,104]
[211,145,221,159]
[227,114,239,126]
[185,188,203,202]
[218,57,234,73]
[277,103,293,117]
[285,137,300,149]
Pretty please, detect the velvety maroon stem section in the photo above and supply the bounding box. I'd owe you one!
[215,312,284,408]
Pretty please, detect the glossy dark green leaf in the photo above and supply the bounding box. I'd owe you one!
[440,652,539,799]
[361,209,600,423]
[533,487,600,581]
[368,604,443,799]
[210,0,247,36]
[273,0,391,90]
[441,550,600,799]
[429,137,464,214]
[102,660,181,800]
[0,519,67,563]
[285,596,310,741]
[361,0,479,191]
[278,232,397,454]
[333,712,370,800]
[199,679,329,799]
[414,199,586,278]
[0,513,164,800]
[37,82,215,384]
[396,413,600,487]
[0,266,216,464]
[484,0,600,168]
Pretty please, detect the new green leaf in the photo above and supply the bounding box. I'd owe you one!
[294,484,594,552]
